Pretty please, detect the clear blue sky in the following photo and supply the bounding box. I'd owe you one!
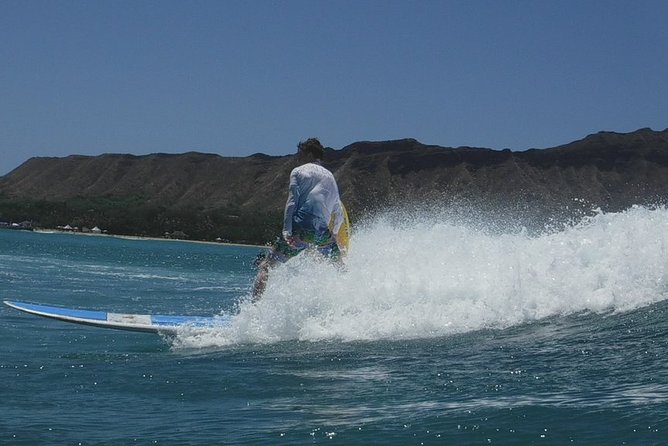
[1,0,667,175]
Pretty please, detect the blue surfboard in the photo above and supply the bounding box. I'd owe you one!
[4,300,231,334]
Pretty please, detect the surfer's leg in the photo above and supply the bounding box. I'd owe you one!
[252,258,271,301]
[251,238,301,301]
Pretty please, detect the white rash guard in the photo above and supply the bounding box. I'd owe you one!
[282,162,344,242]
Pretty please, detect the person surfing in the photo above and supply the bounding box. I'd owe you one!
[252,138,349,300]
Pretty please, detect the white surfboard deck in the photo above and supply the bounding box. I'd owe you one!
[4,300,230,334]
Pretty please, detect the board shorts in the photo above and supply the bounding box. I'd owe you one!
[268,227,341,264]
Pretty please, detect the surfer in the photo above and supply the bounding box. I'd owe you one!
[252,138,348,300]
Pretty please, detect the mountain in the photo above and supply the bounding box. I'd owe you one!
[1,128,667,243]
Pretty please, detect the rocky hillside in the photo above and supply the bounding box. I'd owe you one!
[1,128,667,242]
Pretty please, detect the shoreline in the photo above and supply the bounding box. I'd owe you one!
[33,229,268,249]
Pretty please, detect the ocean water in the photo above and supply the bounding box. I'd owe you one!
[1,206,667,445]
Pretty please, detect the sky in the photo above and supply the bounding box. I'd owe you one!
[1,0,667,175]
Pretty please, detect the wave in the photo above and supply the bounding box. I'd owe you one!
[173,205,668,347]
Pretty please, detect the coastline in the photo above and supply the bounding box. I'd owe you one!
[33,229,268,249]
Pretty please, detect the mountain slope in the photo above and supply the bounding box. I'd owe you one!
[1,128,667,242]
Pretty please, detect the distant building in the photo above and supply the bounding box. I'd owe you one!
[0,221,33,231]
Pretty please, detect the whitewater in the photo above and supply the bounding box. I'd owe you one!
[175,205,668,347]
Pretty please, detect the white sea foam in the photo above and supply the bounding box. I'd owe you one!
[173,205,668,348]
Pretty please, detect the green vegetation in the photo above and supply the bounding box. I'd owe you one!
[0,195,283,244]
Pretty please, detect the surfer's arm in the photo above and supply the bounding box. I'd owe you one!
[330,200,344,236]
[282,170,300,241]
[329,200,345,251]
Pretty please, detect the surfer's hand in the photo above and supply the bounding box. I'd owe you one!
[286,235,305,249]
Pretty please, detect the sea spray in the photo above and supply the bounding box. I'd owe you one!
[173,205,668,348]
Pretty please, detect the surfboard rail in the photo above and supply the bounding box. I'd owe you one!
[3,300,229,334]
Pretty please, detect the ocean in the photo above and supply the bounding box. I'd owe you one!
[1,206,667,445]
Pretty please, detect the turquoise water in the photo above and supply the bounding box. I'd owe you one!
[1,207,668,445]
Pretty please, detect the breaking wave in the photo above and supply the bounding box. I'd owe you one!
[173,205,668,348]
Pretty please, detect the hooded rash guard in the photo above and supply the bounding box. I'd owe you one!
[281,162,344,252]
